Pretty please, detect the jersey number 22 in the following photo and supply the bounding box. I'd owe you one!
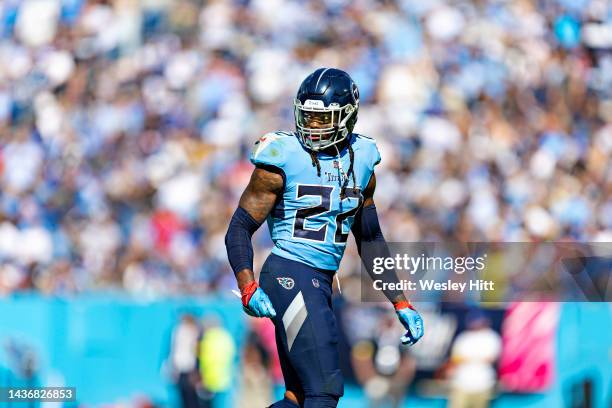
[292,184,361,244]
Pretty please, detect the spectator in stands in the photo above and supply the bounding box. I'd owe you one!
[196,315,235,408]
[168,314,200,408]
[446,310,501,408]
[351,311,417,408]
[0,0,610,297]
[236,331,274,407]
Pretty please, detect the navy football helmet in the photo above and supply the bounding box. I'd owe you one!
[294,68,359,151]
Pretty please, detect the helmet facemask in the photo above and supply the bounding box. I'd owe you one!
[294,99,357,151]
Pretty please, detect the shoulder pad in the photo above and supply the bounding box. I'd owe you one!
[353,133,381,168]
[250,132,294,169]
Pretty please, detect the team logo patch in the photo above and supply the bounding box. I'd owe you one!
[312,278,320,288]
[277,277,295,290]
[252,133,278,159]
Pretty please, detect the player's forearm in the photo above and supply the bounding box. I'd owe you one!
[390,292,408,304]
[235,268,256,291]
[353,204,408,305]
[362,250,408,305]
[225,206,262,279]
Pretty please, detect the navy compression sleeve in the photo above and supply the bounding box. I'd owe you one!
[352,204,385,246]
[225,206,262,274]
[352,204,403,302]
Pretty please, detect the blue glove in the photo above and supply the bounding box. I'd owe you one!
[241,282,276,318]
[395,301,424,346]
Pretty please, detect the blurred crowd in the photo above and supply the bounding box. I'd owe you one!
[0,0,611,296]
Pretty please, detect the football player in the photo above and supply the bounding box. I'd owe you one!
[225,68,424,408]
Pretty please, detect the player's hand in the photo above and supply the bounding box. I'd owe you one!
[394,301,424,346]
[241,281,276,318]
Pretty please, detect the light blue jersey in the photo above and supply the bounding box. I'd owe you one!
[250,131,381,270]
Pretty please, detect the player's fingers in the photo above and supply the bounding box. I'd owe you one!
[263,299,276,318]
[409,325,419,340]
[257,291,275,318]
[257,304,268,317]
[411,318,424,339]
[256,302,268,318]
[401,333,414,345]
[267,303,277,318]
[252,300,269,318]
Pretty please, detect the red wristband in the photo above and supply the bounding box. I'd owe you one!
[393,300,416,311]
[241,281,259,307]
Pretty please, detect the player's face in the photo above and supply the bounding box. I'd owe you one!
[300,110,339,141]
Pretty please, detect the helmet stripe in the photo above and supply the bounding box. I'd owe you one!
[315,67,331,91]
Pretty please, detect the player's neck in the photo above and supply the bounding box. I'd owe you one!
[319,137,349,157]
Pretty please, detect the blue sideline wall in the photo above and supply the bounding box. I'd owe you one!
[0,293,246,406]
[0,295,609,407]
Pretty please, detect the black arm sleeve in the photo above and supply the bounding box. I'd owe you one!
[352,204,404,302]
[225,206,263,275]
[352,204,385,247]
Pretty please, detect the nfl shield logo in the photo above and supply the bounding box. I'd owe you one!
[277,277,295,290]
[333,160,339,168]
[312,278,320,288]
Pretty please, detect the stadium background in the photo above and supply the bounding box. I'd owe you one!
[0,0,610,407]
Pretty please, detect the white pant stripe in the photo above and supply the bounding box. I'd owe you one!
[282,291,308,351]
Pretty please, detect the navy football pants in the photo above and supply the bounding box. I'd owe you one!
[260,253,343,408]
